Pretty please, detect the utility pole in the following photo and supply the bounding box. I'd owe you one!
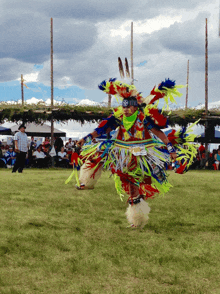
[21,74,24,106]
[131,22,134,85]
[108,94,111,107]
[205,18,209,159]
[50,18,54,147]
[185,60,189,109]
[219,0,220,37]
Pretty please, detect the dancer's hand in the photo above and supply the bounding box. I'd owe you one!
[77,138,85,147]
[170,152,177,160]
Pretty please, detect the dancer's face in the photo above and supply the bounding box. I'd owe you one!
[123,106,137,117]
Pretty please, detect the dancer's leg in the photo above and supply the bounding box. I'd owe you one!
[126,182,151,229]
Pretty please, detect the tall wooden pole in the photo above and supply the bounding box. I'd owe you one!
[108,94,111,107]
[131,22,134,85]
[219,0,220,37]
[21,74,24,106]
[205,18,208,116]
[50,18,54,147]
[205,18,209,157]
[185,60,189,109]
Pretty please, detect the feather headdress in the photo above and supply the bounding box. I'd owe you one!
[98,78,182,109]
[98,78,143,103]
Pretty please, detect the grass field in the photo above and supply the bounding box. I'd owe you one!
[0,168,220,294]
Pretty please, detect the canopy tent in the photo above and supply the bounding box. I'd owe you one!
[0,126,12,135]
[11,123,66,137]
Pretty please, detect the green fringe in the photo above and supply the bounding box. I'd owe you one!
[114,174,126,201]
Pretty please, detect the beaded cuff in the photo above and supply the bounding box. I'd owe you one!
[167,142,175,154]
[83,134,93,143]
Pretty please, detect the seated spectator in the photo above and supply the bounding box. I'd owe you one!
[4,146,16,168]
[42,144,51,155]
[0,145,3,158]
[43,137,50,146]
[214,149,220,170]
[33,145,50,168]
[65,138,74,160]
[42,137,51,152]
[0,146,6,168]
[57,146,69,167]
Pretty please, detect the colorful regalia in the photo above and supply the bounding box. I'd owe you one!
[67,78,198,228]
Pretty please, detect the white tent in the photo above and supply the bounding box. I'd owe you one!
[11,123,66,137]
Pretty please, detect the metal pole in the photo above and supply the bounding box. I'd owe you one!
[185,60,189,109]
[131,22,134,85]
[21,74,24,106]
[50,18,54,148]
[205,18,209,160]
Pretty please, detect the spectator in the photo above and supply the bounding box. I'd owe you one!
[54,137,64,154]
[4,146,16,168]
[36,138,42,148]
[29,136,36,151]
[197,143,206,168]
[0,145,6,168]
[12,124,29,173]
[57,146,69,167]
[65,138,74,151]
[43,137,50,146]
[42,144,51,156]
[214,149,220,170]
[0,145,3,158]
[28,136,36,166]
[198,143,205,154]
[42,137,51,155]
[33,145,50,168]
[65,138,74,160]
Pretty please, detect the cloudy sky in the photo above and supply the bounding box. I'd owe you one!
[1,0,220,138]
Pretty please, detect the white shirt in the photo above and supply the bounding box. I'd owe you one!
[65,142,74,151]
[33,150,46,159]
[14,131,28,152]
[58,151,67,161]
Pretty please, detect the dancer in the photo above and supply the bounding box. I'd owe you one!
[74,79,198,228]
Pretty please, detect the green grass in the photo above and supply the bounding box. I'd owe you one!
[0,169,220,294]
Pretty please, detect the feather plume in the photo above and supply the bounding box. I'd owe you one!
[118,57,125,79]
[125,58,130,78]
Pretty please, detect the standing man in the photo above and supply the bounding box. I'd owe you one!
[12,124,28,173]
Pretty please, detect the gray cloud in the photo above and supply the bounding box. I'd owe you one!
[0,14,97,62]
[2,0,133,21]
[0,58,33,82]
[158,13,209,56]
[1,0,219,108]
[2,0,208,22]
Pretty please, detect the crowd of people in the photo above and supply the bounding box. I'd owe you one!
[0,131,78,170]
[1,130,220,172]
[189,143,220,170]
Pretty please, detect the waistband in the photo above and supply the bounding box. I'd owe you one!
[113,139,164,149]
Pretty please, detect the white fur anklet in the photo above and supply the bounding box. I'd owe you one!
[126,198,151,229]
